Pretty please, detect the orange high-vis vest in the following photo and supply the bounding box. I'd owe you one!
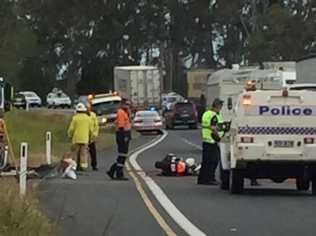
[116,108,132,130]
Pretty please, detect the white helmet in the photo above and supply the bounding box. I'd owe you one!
[185,158,195,167]
[76,102,87,112]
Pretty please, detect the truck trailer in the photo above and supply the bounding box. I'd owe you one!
[114,66,162,110]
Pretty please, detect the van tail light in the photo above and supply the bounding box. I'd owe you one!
[240,137,254,143]
[304,137,314,144]
[243,95,252,105]
[282,88,288,97]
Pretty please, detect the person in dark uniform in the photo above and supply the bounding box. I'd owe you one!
[197,98,225,185]
[107,99,131,180]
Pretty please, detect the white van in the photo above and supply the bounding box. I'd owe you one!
[223,88,316,194]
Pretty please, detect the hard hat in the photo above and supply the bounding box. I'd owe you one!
[185,158,195,167]
[212,98,224,108]
[76,102,87,112]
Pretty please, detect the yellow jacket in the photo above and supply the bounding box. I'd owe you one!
[89,111,99,139]
[67,113,93,144]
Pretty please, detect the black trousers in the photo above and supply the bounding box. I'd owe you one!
[89,141,97,169]
[108,130,131,178]
[197,142,220,184]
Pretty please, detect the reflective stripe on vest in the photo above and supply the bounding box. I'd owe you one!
[201,110,224,144]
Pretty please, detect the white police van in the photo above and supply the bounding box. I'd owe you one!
[221,87,316,194]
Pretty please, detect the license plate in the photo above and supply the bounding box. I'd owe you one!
[274,140,294,148]
[181,114,190,118]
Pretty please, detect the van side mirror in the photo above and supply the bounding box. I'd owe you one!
[227,97,233,110]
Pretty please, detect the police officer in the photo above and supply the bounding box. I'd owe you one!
[197,98,225,185]
[107,98,131,180]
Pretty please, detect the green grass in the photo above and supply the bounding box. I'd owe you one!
[4,109,116,166]
[0,179,54,236]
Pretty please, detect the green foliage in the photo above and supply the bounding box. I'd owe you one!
[1,0,316,95]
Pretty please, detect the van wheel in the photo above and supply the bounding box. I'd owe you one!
[296,178,310,191]
[312,179,316,195]
[220,168,230,190]
[230,169,244,194]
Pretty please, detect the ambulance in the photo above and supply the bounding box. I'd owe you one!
[221,85,316,194]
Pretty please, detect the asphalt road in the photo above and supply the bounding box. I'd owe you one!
[40,128,316,236]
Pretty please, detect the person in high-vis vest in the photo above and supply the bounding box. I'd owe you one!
[107,99,132,180]
[197,98,225,185]
[68,103,93,171]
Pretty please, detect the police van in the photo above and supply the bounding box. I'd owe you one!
[221,87,316,194]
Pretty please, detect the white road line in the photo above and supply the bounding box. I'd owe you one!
[181,138,202,150]
[129,131,207,236]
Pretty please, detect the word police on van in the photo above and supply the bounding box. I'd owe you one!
[259,106,314,116]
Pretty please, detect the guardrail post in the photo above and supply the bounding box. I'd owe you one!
[20,143,28,197]
[46,131,52,165]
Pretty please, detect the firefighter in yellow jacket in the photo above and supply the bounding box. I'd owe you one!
[68,103,93,171]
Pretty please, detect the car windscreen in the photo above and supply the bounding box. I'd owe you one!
[175,103,194,113]
[136,112,159,118]
[92,100,120,116]
[166,97,177,103]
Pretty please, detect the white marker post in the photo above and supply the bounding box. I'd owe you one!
[46,131,52,165]
[25,102,29,112]
[20,143,28,197]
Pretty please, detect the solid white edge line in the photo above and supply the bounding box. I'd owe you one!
[129,130,207,236]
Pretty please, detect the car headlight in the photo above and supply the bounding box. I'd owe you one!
[101,117,107,124]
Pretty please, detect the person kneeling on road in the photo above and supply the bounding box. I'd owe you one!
[107,99,132,180]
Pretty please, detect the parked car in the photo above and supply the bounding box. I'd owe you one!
[12,93,27,109]
[47,91,72,109]
[165,101,198,129]
[133,110,163,133]
[18,91,42,107]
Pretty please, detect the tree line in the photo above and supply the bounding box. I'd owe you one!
[0,0,315,98]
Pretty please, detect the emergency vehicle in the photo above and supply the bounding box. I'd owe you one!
[88,92,122,127]
[221,85,316,195]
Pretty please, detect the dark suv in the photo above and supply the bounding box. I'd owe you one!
[165,101,198,129]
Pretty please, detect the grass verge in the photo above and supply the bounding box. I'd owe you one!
[0,179,54,236]
[4,109,116,166]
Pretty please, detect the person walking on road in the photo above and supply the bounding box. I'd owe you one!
[197,98,225,185]
[68,103,93,171]
[88,102,99,171]
[107,99,132,180]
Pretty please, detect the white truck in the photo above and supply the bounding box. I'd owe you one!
[114,66,162,110]
[221,87,316,194]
